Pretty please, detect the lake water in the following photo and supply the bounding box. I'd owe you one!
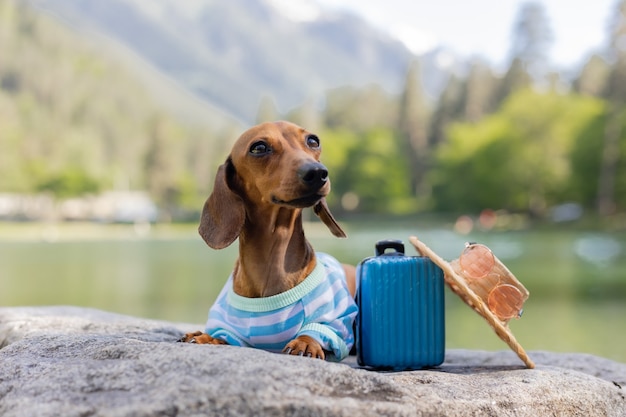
[1,221,625,363]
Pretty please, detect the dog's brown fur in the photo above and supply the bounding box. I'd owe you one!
[179,121,355,359]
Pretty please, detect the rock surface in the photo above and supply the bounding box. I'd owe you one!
[0,306,624,416]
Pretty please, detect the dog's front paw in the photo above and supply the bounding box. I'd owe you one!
[177,331,227,345]
[283,335,325,360]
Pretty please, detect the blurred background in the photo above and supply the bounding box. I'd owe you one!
[0,0,624,362]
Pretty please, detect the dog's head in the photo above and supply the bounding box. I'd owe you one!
[199,121,346,249]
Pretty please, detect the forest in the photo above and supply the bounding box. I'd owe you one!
[1,0,626,222]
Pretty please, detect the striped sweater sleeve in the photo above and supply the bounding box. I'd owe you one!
[297,253,358,361]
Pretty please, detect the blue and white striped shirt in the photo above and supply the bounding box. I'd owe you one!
[205,253,357,361]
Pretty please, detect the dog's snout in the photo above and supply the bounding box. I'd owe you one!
[298,162,328,189]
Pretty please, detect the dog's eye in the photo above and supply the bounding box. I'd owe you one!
[249,141,271,156]
[306,134,320,149]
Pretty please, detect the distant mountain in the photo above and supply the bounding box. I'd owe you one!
[29,0,461,123]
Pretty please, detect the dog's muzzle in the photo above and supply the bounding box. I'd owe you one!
[298,162,328,191]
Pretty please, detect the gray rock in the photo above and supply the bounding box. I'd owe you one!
[0,306,624,416]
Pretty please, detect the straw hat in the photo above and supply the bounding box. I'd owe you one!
[409,236,535,369]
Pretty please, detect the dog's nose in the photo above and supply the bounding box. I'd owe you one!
[298,162,329,189]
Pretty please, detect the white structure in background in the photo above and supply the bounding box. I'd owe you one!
[0,192,158,223]
[0,194,55,220]
[91,191,158,223]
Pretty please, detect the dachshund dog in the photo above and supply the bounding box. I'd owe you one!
[179,121,357,361]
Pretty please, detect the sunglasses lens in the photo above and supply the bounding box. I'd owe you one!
[460,244,495,279]
[488,284,525,320]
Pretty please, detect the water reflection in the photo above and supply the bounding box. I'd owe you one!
[472,239,524,260]
[574,235,622,264]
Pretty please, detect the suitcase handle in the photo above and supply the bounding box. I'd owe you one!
[375,240,405,256]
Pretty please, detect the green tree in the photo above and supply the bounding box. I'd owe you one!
[429,74,463,147]
[458,59,498,122]
[144,115,187,215]
[573,54,610,97]
[431,89,605,214]
[597,0,626,215]
[323,84,396,132]
[493,2,552,108]
[493,58,533,110]
[569,111,607,207]
[36,168,100,198]
[326,128,414,214]
[508,2,553,82]
[398,59,431,197]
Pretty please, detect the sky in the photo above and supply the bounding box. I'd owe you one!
[302,0,617,70]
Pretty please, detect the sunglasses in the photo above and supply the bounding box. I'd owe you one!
[456,242,528,322]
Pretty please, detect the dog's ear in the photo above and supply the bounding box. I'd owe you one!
[198,159,245,249]
[313,198,347,238]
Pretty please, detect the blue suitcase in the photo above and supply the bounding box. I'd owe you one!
[356,240,445,369]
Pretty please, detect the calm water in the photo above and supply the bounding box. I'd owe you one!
[1,221,625,363]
